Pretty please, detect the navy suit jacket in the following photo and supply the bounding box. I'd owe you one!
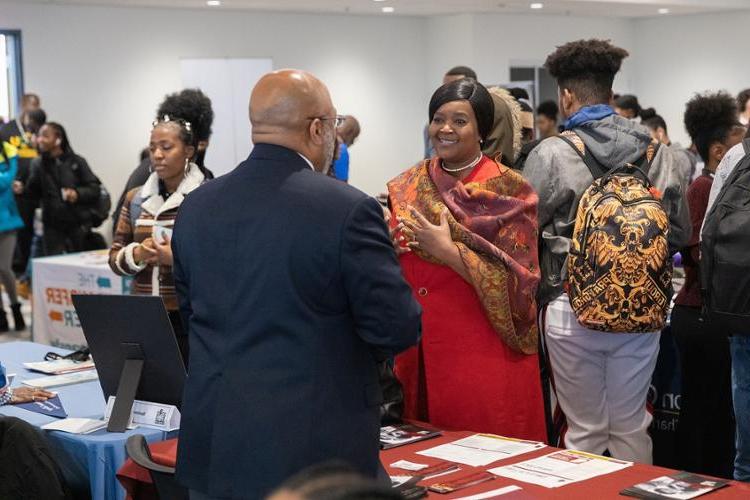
[172,143,421,498]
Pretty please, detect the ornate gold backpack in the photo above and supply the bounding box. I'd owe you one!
[559,132,672,333]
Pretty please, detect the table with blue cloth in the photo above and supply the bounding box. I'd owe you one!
[0,341,176,500]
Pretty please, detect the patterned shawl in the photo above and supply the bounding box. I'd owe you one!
[388,157,540,354]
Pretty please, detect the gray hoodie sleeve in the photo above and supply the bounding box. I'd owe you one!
[646,145,691,251]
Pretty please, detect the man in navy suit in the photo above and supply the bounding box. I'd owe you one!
[172,69,422,499]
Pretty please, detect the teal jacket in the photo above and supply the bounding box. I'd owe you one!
[0,143,24,234]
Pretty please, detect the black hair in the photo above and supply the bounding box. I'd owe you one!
[738,89,750,113]
[508,87,530,102]
[429,79,494,140]
[276,462,402,500]
[445,65,477,81]
[519,100,533,113]
[537,100,558,121]
[615,94,641,116]
[545,39,628,104]
[152,117,195,151]
[640,107,667,134]
[25,108,47,129]
[156,89,213,146]
[43,122,73,155]
[683,91,739,163]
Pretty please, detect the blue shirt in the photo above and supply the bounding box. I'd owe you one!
[333,143,350,182]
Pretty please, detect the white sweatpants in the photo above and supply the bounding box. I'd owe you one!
[544,295,660,464]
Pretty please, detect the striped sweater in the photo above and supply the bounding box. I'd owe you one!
[109,165,205,310]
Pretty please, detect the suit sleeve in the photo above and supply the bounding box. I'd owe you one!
[172,204,193,337]
[340,196,421,359]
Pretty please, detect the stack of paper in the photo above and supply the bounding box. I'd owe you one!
[23,370,98,388]
[24,359,95,375]
[417,434,546,467]
[41,418,107,435]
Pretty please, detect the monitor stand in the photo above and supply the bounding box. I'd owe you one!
[107,342,145,433]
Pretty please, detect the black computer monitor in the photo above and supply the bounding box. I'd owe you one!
[72,294,186,432]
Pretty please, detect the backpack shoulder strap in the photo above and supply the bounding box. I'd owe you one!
[633,141,661,173]
[129,192,144,228]
[557,130,608,179]
[743,138,750,155]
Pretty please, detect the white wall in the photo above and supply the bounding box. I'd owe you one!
[1,3,428,215]
[426,13,637,95]
[632,11,750,147]
[2,2,749,218]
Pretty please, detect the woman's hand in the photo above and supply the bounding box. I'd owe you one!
[399,206,454,261]
[389,222,411,255]
[10,386,55,404]
[61,188,78,203]
[134,238,158,265]
[153,233,173,266]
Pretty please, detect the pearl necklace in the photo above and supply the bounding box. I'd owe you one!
[441,152,483,173]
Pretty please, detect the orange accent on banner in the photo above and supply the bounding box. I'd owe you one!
[49,310,63,322]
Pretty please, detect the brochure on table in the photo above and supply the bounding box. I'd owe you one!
[489,449,632,488]
[418,433,546,467]
[621,472,729,499]
[23,370,99,389]
[24,359,95,375]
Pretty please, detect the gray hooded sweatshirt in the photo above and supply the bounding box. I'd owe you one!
[524,113,691,305]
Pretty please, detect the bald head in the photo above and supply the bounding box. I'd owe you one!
[250,70,332,137]
[249,69,337,172]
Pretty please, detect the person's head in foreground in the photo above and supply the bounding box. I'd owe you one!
[250,69,338,174]
[267,462,402,500]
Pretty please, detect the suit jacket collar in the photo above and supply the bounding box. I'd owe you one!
[248,143,313,173]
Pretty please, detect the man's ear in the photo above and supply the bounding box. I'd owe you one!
[308,118,325,146]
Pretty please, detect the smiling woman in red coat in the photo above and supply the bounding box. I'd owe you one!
[387,79,546,442]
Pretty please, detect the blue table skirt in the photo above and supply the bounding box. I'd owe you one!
[0,341,176,500]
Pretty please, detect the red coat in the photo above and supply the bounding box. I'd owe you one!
[390,159,547,442]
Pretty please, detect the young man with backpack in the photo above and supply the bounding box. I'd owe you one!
[524,39,690,464]
[702,125,750,482]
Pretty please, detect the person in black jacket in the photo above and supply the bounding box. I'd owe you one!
[22,123,101,256]
[111,89,215,235]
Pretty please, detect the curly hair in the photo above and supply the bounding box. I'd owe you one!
[544,39,629,104]
[684,91,739,163]
[156,89,214,144]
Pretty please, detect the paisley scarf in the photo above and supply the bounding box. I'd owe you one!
[388,156,541,354]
